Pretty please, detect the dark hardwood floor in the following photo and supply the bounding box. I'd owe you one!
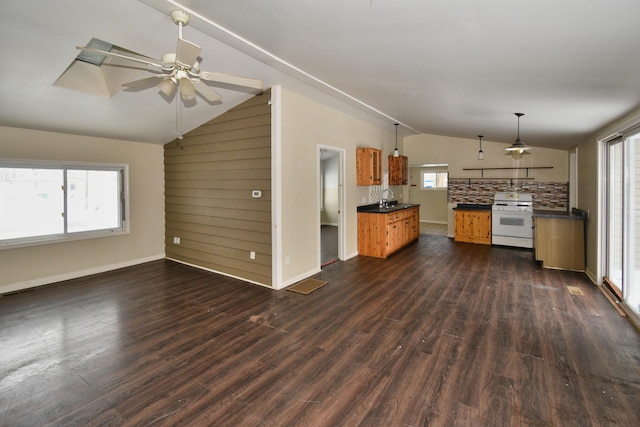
[2,236,639,426]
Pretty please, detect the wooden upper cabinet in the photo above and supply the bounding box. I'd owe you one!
[356,148,382,186]
[388,155,408,185]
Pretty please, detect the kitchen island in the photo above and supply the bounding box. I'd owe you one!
[534,209,587,271]
[357,202,420,258]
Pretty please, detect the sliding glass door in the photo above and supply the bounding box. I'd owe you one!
[604,132,640,315]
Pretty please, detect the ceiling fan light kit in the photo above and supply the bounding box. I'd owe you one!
[75,9,263,106]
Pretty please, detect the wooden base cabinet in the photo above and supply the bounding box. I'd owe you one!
[534,217,585,271]
[358,207,419,258]
[454,210,492,245]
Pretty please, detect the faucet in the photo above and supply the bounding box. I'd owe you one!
[379,188,395,207]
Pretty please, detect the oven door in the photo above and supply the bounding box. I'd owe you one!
[492,209,533,241]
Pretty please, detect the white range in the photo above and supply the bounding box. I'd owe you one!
[491,192,534,248]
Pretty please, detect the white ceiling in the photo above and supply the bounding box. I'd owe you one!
[1,0,639,150]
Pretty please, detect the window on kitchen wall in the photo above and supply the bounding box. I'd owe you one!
[421,171,448,189]
[602,128,640,318]
[0,160,128,249]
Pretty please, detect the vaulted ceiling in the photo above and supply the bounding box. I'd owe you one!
[1,0,639,149]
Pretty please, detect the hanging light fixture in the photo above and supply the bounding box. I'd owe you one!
[477,135,484,160]
[393,123,400,157]
[505,113,531,159]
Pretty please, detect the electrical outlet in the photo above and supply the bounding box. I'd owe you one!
[285,256,290,265]
[173,236,180,244]
[250,251,256,260]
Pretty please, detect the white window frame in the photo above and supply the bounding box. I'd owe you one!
[0,158,129,250]
[421,170,448,190]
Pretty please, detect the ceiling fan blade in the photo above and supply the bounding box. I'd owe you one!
[193,80,222,103]
[179,78,197,101]
[199,71,263,90]
[76,46,162,69]
[175,39,201,68]
[122,75,166,90]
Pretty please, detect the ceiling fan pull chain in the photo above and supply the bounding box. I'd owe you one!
[175,96,183,140]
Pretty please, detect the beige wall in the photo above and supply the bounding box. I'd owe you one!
[405,133,569,236]
[279,88,393,286]
[321,155,340,225]
[405,134,568,181]
[0,126,165,293]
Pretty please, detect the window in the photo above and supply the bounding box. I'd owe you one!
[422,171,448,189]
[0,160,128,248]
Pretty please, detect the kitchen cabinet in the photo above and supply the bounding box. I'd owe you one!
[358,206,419,258]
[454,209,492,245]
[388,155,408,185]
[356,147,382,185]
[534,216,585,271]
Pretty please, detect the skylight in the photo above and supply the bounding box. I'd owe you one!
[76,38,114,66]
[54,38,150,98]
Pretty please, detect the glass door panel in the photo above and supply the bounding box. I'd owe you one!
[626,133,640,313]
[606,139,624,294]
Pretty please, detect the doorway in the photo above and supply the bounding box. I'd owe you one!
[319,146,345,267]
[602,131,640,317]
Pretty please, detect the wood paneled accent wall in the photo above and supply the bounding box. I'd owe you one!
[164,91,272,286]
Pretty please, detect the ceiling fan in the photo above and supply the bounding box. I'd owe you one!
[76,10,263,104]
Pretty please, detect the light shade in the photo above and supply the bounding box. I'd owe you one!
[179,78,196,101]
[505,113,531,158]
[477,135,484,160]
[158,78,177,97]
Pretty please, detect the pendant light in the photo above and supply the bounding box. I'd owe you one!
[505,113,531,159]
[393,123,400,157]
[477,135,484,160]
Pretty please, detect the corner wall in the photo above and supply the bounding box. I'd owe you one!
[278,88,392,287]
[0,126,165,294]
[164,92,272,287]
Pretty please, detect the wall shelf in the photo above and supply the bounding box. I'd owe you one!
[450,177,535,188]
[462,166,553,178]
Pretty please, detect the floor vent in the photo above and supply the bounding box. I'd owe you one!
[567,286,584,296]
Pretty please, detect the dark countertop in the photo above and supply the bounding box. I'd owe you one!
[534,208,587,220]
[453,203,493,211]
[357,202,420,214]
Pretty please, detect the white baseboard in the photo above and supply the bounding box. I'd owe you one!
[584,267,597,284]
[166,257,274,289]
[280,267,322,289]
[0,254,166,295]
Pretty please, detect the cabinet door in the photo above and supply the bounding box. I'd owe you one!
[372,149,382,185]
[388,155,408,185]
[387,222,401,253]
[357,148,382,186]
[473,211,492,243]
[401,156,408,185]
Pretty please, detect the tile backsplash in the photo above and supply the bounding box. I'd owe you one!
[448,179,568,210]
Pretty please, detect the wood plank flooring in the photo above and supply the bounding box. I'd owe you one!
[1,236,639,426]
